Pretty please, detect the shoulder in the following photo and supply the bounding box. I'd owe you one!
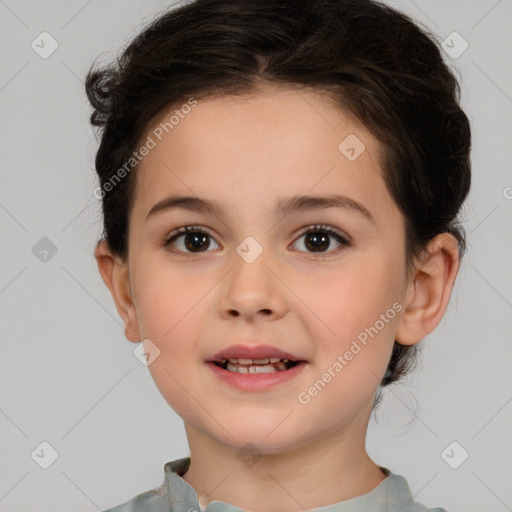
[102,457,191,512]
[385,471,448,512]
[102,486,169,512]
[400,505,447,512]
[397,498,447,512]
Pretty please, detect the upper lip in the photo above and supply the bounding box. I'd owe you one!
[207,344,305,362]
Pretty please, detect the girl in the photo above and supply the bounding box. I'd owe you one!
[86,0,471,510]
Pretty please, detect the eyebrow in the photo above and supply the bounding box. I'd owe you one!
[146,194,376,225]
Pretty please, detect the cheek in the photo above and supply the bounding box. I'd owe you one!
[133,270,207,421]
[310,253,402,371]
[132,261,206,341]
[131,260,210,356]
[319,254,401,323]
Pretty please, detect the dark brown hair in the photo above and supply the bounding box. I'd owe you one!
[85,0,471,395]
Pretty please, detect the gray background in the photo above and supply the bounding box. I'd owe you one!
[1,0,511,510]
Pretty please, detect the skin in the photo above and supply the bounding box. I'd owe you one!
[95,84,460,512]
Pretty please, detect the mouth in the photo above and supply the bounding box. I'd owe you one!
[206,344,308,390]
[212,357,303,374]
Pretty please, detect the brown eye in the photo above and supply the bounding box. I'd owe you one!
[292,224,350,254]
[164,226,220,254]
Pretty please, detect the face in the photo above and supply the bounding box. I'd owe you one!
[122,85,410,453]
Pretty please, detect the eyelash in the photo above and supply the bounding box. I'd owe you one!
[163,224,351,257]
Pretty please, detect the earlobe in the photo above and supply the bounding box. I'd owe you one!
[395,233,460,346]
[94,240,141,343]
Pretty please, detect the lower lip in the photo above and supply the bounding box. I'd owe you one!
[206,361,307,391]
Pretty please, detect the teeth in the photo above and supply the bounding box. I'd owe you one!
[226,363,280,373]
[225,357,291,365]
[216,357,300,373]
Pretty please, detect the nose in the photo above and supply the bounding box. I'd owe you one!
[218,248,288,322]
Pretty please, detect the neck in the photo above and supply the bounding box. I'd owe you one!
[181,420,386,512]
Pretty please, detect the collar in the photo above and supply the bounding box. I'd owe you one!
[159,457,419,511]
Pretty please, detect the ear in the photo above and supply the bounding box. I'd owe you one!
[395,232,460,345]
[94,240,141,343]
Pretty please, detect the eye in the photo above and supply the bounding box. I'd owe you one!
[291,224,350,255]
[163,225,220,255]
[163,224,350,256]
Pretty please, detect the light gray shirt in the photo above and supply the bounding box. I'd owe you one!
[103,457,447,512]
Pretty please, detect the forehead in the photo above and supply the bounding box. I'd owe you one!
[132,85,394,222]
